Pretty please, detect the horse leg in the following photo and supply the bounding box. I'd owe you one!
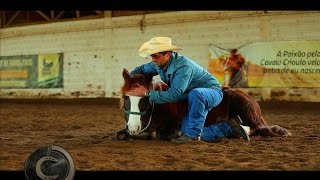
[116,129,130,140]
[155,122,180,140]
[146,131,157,140]
[156,128,178,140]
[116,128,160,140]
[244,116,292,137]
[158,129,180,140]
[254,125,292,137]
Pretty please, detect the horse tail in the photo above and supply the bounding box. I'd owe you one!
[255,125,292,137]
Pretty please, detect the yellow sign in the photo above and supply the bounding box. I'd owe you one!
[0,69,28,79]
[38,54,60,84]
[0,80,26,87]
[209,41,320,88]
[0,53,63,89]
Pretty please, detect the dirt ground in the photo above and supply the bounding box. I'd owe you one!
[1,98,320,171]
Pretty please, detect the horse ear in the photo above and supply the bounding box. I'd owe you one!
[122,68,131,81]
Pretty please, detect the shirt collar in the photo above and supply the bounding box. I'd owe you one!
[163,52,178,73]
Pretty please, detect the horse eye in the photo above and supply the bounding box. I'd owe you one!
[124,97,130,110]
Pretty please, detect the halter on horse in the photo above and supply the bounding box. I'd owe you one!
[117,68,291,141]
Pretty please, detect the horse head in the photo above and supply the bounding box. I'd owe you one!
[120,68,161,136]
[121,68,153,94]
[119,69,178,140]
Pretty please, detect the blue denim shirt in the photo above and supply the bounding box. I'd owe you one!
[130,52,221,104]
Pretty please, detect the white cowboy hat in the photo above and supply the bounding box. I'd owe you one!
[138,37,183,57]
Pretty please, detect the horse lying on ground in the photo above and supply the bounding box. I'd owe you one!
[117,68,291,141]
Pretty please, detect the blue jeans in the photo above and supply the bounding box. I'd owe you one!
[181,87,228,140]
[200,122,232,142]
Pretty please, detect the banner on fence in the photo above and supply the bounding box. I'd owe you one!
[0,53,63,89]
[209,41,320,88]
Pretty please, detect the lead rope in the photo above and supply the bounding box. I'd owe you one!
[139,103,154,133]
[136,81,155,133]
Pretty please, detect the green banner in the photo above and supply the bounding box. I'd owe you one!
[0,53,63,89]
[209,41,320,88]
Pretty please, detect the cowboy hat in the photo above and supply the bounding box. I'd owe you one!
[138,37,182,57]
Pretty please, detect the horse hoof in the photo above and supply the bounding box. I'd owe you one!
[147,131,157,140]
[116,130,129,140]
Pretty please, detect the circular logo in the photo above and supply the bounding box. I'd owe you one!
[24,145,75,180]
